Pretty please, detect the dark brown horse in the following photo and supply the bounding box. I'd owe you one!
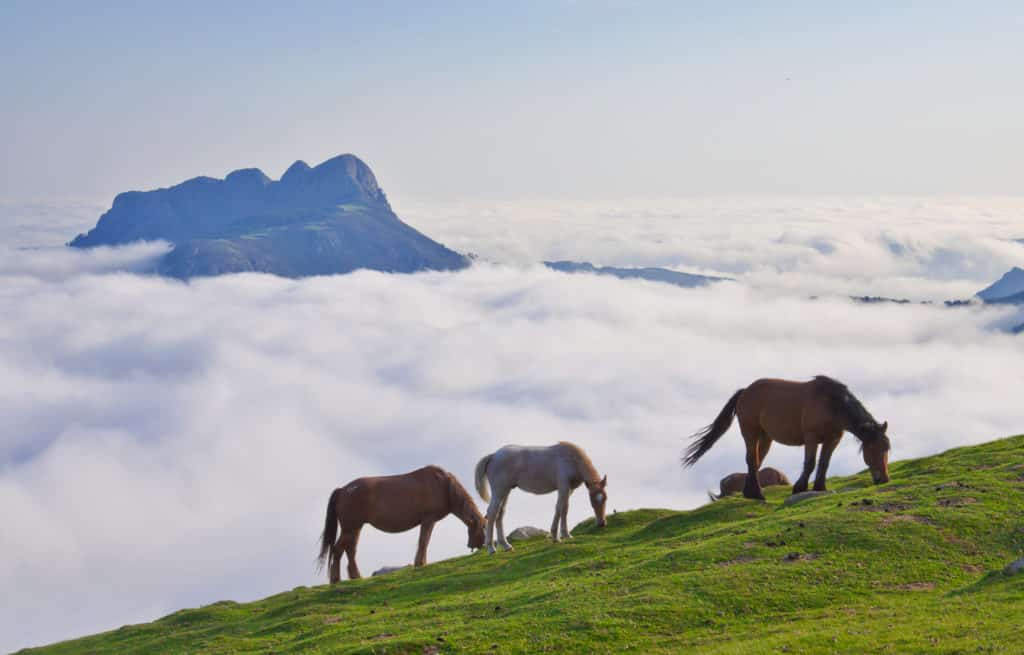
[709,467,791,501]
[683,376,890,500]
[317,465,486,582]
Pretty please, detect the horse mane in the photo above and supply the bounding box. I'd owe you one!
[812,376,890,451]
[559,441,601,485]
[446,472,484,527]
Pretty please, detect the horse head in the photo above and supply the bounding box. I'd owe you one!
[585,475,609,527]
[861,421,890,484]
[468,516,486,550]
[447,471,487,550]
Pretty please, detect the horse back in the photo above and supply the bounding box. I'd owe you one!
[489,444,562,494]
[338,466,453,533]
[719,467,790,496]
[758,466,791,486]
[738,378,840,442]
[719,472,747,495]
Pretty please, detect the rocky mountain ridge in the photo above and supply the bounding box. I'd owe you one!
[69,154,468,278]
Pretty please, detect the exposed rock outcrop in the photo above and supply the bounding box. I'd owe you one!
[70,154,468,278]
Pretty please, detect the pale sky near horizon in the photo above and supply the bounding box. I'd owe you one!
[1,1,1022,203]
[3,5,1024,650]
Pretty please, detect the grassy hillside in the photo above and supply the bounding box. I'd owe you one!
[23,436,1024,655]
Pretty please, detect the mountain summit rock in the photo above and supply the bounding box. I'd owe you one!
[69,154,468,278]
[976,266,1024,303]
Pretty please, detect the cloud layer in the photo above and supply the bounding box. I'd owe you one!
[402,195,1024,299]
[1,197,1023,651]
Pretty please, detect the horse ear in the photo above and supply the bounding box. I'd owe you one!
[600,475,607,489]
[881,421,888,433]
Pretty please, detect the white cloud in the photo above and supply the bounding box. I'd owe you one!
[0,199,103,247]
[1,197,1023,652]
[400,195,1024,299]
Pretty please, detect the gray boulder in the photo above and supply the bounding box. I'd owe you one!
[507,526,549,541]
[1003,558,1024,576]
[371,565,410,577]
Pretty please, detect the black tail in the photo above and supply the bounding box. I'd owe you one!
[316,488,342,574]
[682,388,744,468]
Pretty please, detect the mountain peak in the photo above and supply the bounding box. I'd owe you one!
[281,160,311,183]
[316,154,380,191]
[68,154,467,278]
[270,154,385,208]
[225,168,271,186]
[977,266,1024,302]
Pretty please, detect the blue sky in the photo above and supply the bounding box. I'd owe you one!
[2,1,1022,200]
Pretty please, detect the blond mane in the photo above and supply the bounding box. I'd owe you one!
[559,441,601,485]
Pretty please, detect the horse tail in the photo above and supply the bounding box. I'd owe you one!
[317,488,342,575]
[682,388,745,468]
[474,453,493,502]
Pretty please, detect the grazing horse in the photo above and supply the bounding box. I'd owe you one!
[683,376,890,500]
[709,467,791,501]
[474,442,608,554]
[317,465,485,582]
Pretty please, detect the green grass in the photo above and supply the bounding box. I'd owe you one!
[22,436,1024,654]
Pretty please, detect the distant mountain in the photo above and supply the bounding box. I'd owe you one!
[977,267,1024,303]
[843,288,1020,337]
[849,296,916,305]
[985,290,1024,305]
[69,154,468,278]
[848,296,975,307]
[544,260,727,288]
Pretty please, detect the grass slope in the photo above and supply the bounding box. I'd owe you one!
[23,436,1024,655]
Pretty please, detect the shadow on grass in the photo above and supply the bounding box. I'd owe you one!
[947,569,1024,597]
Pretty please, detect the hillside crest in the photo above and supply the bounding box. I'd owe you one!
[23,434,1024,654]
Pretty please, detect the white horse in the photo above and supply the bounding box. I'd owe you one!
[474,442,608,554]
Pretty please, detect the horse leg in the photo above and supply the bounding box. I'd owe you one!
[813,434,842,491]
[329,535,343,584]
[484,488,507,555]
[551,488,569,542]
[496,496,514,552]
[740,428,765,500]
[414,520,435,567]
[792,440,819,494]
[560,494,571,539]
[758,435,772,465]
[345,526,362,580]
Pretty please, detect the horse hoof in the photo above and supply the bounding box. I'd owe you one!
[487,546,496,555]
[501,544,514,552]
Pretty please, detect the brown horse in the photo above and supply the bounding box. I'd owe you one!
[317,465,486,582]
[709,467,791,501]
[683,376,890,500]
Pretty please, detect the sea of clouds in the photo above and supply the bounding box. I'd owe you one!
[1,196,1023,651]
